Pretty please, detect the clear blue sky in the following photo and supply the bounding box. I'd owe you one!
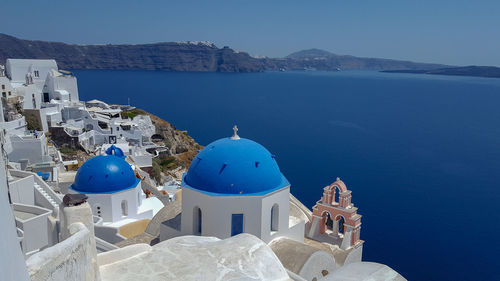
[3,0,500,66]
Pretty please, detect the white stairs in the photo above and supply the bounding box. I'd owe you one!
[34,182,58,210]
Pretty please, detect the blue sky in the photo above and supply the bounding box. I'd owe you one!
[3,0,500,66]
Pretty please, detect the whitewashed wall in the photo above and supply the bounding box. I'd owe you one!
[6,59,57,86]
[179,186,302,243]
[0,157,31,281]
[26,223,100,281]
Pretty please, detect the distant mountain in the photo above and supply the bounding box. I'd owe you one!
[0,34,454,72]
[280,48,449,71]
[286,48,338,59]
[382,66,500,78]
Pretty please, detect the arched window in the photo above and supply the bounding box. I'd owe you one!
[193,206,202,235]
[334,186,340,204]
[271,204,279,232]
[121,200,128,216]
[336,215,345,234]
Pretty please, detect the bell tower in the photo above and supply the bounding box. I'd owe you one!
[307,178,362,250]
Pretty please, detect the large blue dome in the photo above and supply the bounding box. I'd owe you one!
[183,137,289,196]
[70,155,139,194]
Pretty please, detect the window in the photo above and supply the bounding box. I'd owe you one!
[193,206,202,235]
[1,85,4,90]
[121,200,128,216]
[34,70,39,77]
[231,214,244,236]
[271,204,279,232]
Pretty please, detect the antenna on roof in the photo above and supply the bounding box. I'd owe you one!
[231,125,240,140]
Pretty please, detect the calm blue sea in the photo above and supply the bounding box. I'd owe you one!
[74,69,500,281]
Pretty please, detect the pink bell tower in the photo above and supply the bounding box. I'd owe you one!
[307,178,362,250]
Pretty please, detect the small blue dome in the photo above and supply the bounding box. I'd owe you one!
[70,155,139,194]
[105,145,125,159]
[183,137,289,195]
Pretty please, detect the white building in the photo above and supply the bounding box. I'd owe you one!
[4,132,51,166]
[69,146,160,227]
[161,128,304,243]
[42,69,79,103]
[5,59,58,90]
[1,59,80,133]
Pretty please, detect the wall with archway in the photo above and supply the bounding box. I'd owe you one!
[78,184,153,224]
[178,185,304,243]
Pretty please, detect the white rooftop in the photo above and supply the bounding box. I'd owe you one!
[99,234,290,281]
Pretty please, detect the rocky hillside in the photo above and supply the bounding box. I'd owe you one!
[0,34,264,72]
[121,108,201,168]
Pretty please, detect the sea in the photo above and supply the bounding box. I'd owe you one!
[74,69,500,281]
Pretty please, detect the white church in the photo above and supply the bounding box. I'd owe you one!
[161,127,305,243]
[69,145,161,226]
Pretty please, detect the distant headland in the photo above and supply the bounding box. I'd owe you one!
[382,66,500,78]
[0,33,448,73]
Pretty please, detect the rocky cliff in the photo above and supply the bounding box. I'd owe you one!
[0,34,264,72]
[0,34,451,72]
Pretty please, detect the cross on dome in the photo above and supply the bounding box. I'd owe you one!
[231,125,240,140]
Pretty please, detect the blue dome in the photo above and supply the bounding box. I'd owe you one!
[105,145,125,159]
[183,137,289,196]
[70,155,139,194]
